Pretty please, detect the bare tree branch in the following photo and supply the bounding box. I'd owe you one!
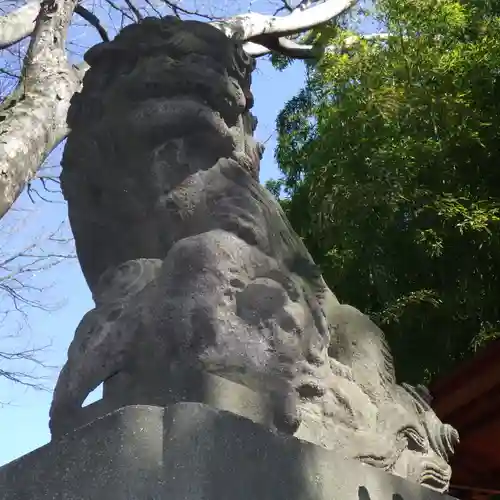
[0,67,19,78]
[208,0,358,59]
[245,31,390,58]
[245,36,317,57]
[0,0,39,50]
[101,0,137,22]
[0,210,74,390]
[142,0,162,18]
[212,0,356,41]
[75,3,109,41]
[0,341,51,390]
[159,0,222,20]
[123,0,143,21]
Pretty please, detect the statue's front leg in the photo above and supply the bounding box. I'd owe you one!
[49,310,123,434]
[50,258,163,435]
[153,229,306,435]
[49,362,98,433]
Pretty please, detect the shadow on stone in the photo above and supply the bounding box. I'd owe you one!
[0,403,455,500]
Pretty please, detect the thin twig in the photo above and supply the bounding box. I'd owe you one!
[123,0,143,21]
[160,0,222,20]
[102,0,135,22]
[75,3,109,41]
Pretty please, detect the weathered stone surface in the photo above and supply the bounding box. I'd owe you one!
[51,16,459,492]
[52,368,276,438]
[0,403,458,500]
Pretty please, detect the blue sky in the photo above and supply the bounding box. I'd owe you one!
[0,53,306,466]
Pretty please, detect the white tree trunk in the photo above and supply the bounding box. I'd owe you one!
[0,0,39,49]
[0,0,82,219]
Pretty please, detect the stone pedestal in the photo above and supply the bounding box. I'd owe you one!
[51,369,275,439]
[0,403,456,500]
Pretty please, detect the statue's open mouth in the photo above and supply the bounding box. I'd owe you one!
[418,456,452,491]
[104,54,250,127]
[96,92,260,180]
[123,96,238,143]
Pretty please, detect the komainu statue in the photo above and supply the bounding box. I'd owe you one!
[51,15,458,493]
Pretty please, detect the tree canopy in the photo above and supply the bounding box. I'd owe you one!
[273,0,500,384]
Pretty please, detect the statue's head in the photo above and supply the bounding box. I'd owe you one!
[66,16,261,174]
[62,17,262,291]
[382,383,459,491]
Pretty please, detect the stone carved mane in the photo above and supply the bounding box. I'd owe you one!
[53,16,458,493]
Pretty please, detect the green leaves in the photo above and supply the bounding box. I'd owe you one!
[274,0,500,383]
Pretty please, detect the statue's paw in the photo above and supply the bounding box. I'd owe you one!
[49,398,82,438]
[272,387,301,436]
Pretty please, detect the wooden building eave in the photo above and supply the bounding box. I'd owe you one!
[430,339,500,498]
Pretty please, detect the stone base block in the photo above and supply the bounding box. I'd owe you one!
[51,368,275,439]
[0,403,456,500]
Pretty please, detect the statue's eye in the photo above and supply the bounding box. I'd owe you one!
[405,427,426,452]
[105,306,123,323]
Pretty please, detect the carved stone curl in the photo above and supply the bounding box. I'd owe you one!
[53,16,458,492]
